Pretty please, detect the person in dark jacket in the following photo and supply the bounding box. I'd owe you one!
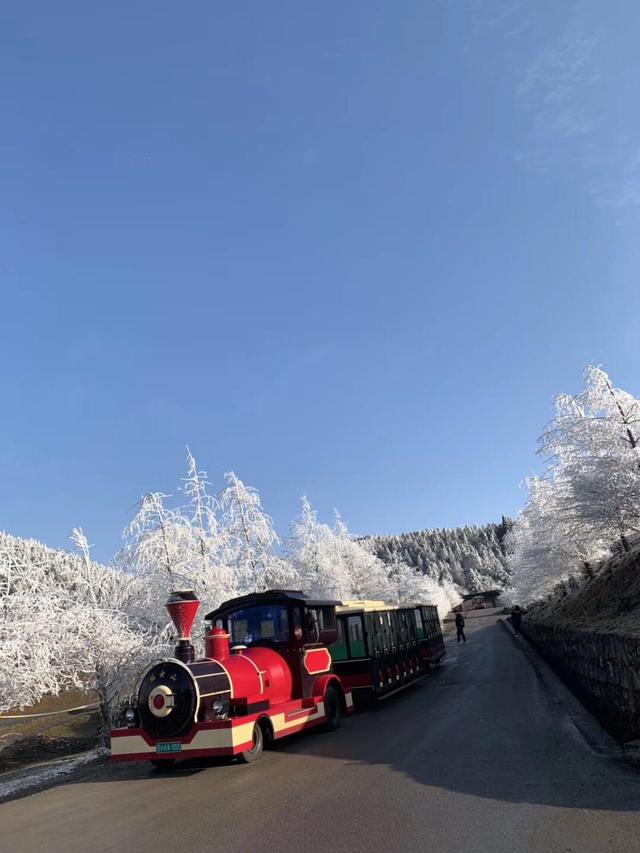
[455,611,466,643]
[511,605,523,636]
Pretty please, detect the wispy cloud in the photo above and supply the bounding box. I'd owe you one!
[461,1,640,211]
[517,28,600,141]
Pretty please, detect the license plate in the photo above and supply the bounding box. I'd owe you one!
[156,742,181,754]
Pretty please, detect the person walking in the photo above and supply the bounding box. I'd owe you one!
[511,605,523,636]
[455,611,466,644]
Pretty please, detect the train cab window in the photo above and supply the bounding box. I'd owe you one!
[305,608,320,642]
[228,605,290,645]
[347,615,366,658]
[305,606,336,642]
[331,618,348,661]
[414,608,425,640]
[319,607,337,630]
[292,607,303,641]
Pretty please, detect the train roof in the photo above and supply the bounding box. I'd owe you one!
[336,600,438,614]
[205,589,341,621]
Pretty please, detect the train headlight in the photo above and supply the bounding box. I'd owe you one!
[124,708,136,726]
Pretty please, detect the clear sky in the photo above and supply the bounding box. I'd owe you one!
[2,2,640,563]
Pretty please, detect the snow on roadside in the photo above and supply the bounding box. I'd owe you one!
[0,748,106,803]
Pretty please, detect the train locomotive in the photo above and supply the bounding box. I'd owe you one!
[110,588,445,767]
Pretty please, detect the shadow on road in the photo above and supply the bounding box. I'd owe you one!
[66,621,640,813]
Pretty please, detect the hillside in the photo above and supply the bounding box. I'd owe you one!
[526,545,640,636]
[367,518,513,594]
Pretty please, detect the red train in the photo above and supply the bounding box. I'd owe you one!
[110,589,445,767]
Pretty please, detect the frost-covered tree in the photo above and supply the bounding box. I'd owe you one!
[0,529,161,732]
[333,513,393,601]
[506,476,604,603]
[179,450,237,611]
[118,452,239,620]
[539,365,640,553]
[121,492,192,580]
[117,491,193,628]
[288,499,457,617]
[461,553,485,593]
[0,534,74,712]
[218,471,296,594]
[368,522,512,593]
[509,365,640,603]
[387,551,415,604]
[66,528,165,737]
[384,549,457,616]
[287,497,348,598]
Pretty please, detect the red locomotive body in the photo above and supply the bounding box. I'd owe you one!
[110,590,354,766]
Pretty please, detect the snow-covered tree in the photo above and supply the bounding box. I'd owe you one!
[333,513,393,601]
[121,492,193,580]
[288,498,457,617]
[218,471,296,594]
[0,529,161,733]
[179,450,237,611]
[384,549,457,616]
[65,528,166,737]
[506,475,603,603]
[0,534,74,712]
[539,365,640,553]
[118,453,237,620]
[287,497,347,598]
[461,553,485,593]
[510,365,640,603]
[367,521,512,593]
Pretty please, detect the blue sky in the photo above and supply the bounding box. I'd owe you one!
[1,1,640,562]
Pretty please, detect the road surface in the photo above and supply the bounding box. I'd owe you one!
[2,613,640,853]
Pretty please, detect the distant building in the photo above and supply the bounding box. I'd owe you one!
[459,589,502,610]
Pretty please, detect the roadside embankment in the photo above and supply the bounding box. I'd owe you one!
[521,548,640,746]
[520,620,640,744]
[0,691,100,774]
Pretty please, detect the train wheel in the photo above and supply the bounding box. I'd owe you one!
[323,684,342,732]
[150,759,175,771]
[238,722,263,764]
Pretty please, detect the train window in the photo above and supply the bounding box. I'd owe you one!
[414,608,425,639]
[319,607,336,630]
[228,605,290,645]
[384,612,395,650]
[365,613,382,656]
[347,615,366,658]
[388,611,398,648]
[305,606,336,635]
[399,610,409,644]
[331,618,348,661]
[291,607,303,640]
[305,608,320,642]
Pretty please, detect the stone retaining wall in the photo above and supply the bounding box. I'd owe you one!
[521,620,640,744]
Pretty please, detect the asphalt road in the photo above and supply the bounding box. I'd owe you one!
[2,613,640,853]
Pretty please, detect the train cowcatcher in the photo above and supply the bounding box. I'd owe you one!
[110,588,444,767]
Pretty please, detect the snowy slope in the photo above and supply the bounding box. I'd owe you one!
[366,518,513,594]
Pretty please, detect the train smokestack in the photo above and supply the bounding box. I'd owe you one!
[205,626,230,660]
[166,590,200,664]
